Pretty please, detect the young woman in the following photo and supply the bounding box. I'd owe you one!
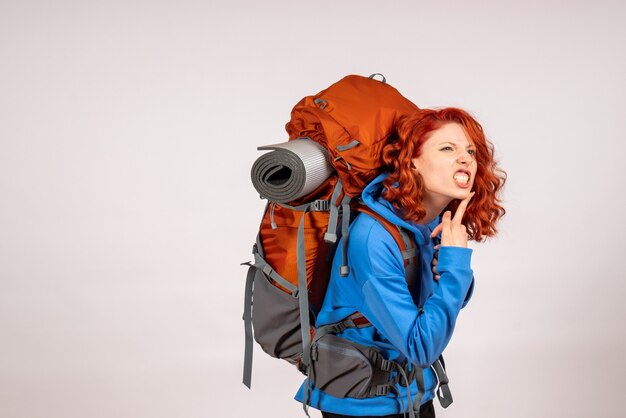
[296,107,506,418]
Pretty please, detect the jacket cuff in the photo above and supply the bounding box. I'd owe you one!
[437,246,473,271]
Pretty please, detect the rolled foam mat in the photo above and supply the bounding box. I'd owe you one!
[251,138,335,203]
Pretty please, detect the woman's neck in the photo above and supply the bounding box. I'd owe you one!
[417,192,452,225]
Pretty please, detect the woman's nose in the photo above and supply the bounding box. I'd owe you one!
[457,152,472,164]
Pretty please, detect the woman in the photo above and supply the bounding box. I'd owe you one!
[296,107,506,417]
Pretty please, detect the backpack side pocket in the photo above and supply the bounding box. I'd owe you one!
[311,334,382,399]
[252,269,303,363]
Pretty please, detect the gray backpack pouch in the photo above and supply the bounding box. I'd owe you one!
[252,269,303,363]
[311,333,382,399]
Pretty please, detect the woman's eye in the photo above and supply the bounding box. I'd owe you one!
[468,149,476,156]
[441,146,453,151]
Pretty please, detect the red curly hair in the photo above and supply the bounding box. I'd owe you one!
[381,108,506,241]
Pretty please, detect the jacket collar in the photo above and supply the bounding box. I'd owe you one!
[360,173,440,245]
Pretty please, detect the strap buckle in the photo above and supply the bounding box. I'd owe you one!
[311,200,330,211]
[375,384,390,396]
[379,358,393,372]
[331,322,346,334]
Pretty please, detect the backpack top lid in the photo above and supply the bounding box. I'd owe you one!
[285,74,419,197]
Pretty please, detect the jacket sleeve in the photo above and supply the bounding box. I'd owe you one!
[462,276,475,308]
[350,222,474,368]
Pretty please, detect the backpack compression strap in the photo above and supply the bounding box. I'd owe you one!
[432,356,453,408]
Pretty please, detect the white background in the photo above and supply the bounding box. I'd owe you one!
[1,1,625,417]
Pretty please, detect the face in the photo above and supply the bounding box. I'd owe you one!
[411,122,477,206]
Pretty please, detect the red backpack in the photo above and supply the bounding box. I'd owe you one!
[244,74,420,387]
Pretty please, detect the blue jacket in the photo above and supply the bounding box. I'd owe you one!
[296,173,475,415]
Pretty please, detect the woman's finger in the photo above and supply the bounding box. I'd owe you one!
[451,224,468,248]
[452,192,475,225]
[430,223,442,238]
[440,211,452,246]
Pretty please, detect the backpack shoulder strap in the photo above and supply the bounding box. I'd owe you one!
[355,204,418,273]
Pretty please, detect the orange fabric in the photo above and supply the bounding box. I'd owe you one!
[285,75,419,197]
[259,177,341,313]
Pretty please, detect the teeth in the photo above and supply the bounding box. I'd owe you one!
[454,174,469,184]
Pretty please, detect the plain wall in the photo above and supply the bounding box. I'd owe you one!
[1,1,625,417]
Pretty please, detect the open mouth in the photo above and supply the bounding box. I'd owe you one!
[453,170,471,187]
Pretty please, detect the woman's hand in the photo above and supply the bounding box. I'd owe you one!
[430,192,474,248]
